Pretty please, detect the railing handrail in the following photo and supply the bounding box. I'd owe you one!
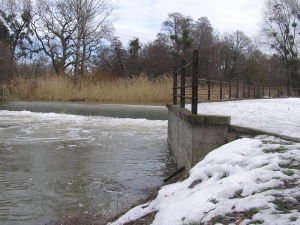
[172,50,300,114]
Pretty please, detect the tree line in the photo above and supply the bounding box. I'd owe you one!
[0,0,300,90]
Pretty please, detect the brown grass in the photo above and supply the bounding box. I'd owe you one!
[6,74,173,104]
[5,74,292,104]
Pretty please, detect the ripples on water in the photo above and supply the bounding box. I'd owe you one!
[0,111,176,225]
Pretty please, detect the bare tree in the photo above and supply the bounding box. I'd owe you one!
[31,0,116,75]
[141,38,173,76]
[219,31,252,80]
[68,0,116,76]
[92,37,127,76]
[191,17,217,79]
[160,12,193,63]
[31,0,75,74]
[0,0,32,79]
[261,0,300,89]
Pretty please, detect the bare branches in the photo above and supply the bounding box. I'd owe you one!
[261,0,300,88]
[31,0,116,76]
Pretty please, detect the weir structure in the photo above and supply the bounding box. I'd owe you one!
[167,50,232,169]
[0,101,168,120]
[167,103,230,169]
[167,50,299,169]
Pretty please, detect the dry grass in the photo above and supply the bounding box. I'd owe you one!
[5,74,293,104]
[6,74,173,104]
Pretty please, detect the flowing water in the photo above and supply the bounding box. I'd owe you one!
[0,110,176,225]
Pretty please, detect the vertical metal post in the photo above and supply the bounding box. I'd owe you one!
[253,85,256,98]
[269,85,271,98]
[180,60,186,108]
[191,50,198,114]
[243,82,245,99]
[173,67,177,105]
[220,79,223,100]
[208,78,211,101]
[278,85,280,98]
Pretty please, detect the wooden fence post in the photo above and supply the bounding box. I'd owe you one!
[173,67,177,105]
[208,77,211,101]
[236,79,239,99]
[229,80,232,99]
[220,79,223,101]
[2,85,4,101]
[0,82,4,101]
[180,60,186,108]
[248,85,250,98]
[192,50,198,114]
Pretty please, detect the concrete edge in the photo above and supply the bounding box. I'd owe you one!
[166,103,231,125]
[230,125,300,143]
[0,101,168,120]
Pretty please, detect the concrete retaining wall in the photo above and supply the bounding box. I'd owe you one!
[167,103,231,169]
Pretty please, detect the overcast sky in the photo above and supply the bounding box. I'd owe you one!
[113,0,266,45]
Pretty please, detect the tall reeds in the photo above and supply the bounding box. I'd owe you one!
[6,74,173,104]
[6,74,293,104]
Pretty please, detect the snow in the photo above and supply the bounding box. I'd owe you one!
[110,98,300,225]
[187,98,300,139]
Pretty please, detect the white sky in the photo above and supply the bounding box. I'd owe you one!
[113,0,266,45]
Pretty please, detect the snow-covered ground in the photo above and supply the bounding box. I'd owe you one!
[188,98,300,139]
[110,98,300,225]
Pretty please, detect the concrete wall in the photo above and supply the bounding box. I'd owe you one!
[167,103,231,169]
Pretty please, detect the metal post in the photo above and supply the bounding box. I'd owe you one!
[253,85,256,98]
[173,67,177,105]
[191,50,198,114]
[180,60,186,108]
[243,82,245,99]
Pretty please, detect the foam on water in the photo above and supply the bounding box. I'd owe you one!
[0,110,175,225]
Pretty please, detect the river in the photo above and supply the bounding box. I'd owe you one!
[0,110,176,225]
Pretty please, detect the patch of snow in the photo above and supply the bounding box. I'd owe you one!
[187,98,300,139]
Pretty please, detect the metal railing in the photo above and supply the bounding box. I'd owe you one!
[172,50,300,114]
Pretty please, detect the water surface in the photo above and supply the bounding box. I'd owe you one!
[0,110,176,225]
